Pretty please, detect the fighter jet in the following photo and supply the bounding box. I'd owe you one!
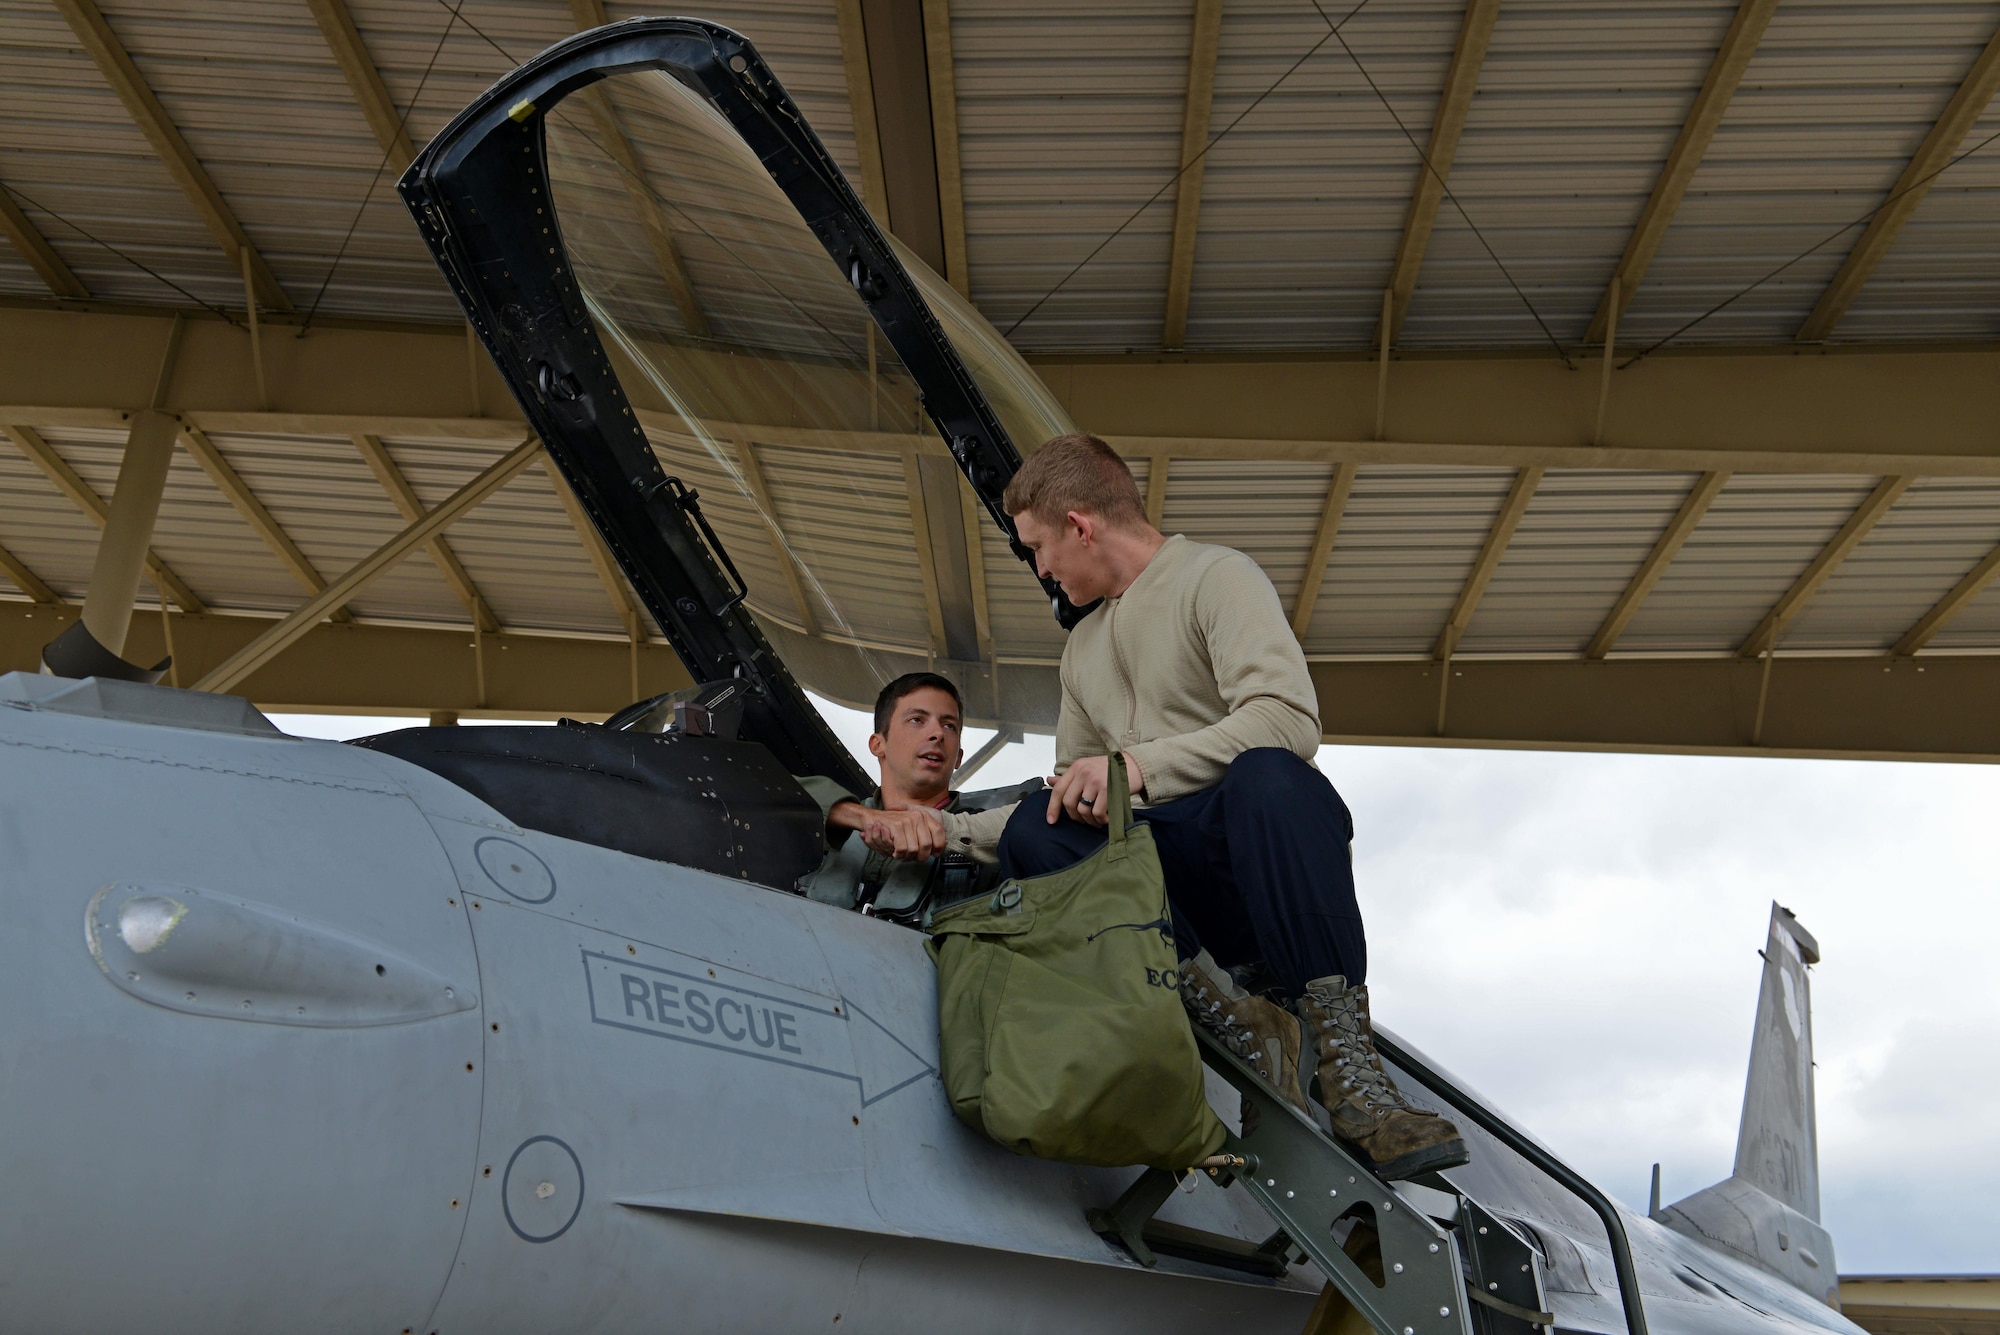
[0,20,1866,1335]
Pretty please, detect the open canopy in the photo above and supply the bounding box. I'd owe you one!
[400,17,1081,785]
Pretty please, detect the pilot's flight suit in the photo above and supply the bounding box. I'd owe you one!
[793,779,1013,920]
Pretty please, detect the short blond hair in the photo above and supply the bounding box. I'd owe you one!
[1002,433,1146,529]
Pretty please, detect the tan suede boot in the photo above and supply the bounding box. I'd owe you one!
[1178,951,1309,1116]
[1296,976,1470,1181]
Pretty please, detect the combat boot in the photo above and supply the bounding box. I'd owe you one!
[1296,976,1470,1181]
[1178,951,1309,1116]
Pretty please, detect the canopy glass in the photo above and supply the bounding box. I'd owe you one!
[542,68,1074,715]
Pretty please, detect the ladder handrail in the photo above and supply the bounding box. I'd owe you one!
[1374,1032,1651,1335]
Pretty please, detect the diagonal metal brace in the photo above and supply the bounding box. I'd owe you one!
[1086,1167,1181,1267]
[1194,1027,1474,1335]
[1460,1197,1553,1332]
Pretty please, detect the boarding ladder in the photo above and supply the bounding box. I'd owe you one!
[1086,1029,1651,1335]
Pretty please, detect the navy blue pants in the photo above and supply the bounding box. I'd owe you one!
[997,748,1366,998]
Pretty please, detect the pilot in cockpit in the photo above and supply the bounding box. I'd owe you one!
[794,673,1022,923]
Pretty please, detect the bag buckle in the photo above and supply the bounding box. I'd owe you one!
[991,882,1023,912]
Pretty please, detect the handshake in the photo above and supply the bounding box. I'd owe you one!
[830,800,949,862]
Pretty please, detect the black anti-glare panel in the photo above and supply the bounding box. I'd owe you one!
[357,725,825,889]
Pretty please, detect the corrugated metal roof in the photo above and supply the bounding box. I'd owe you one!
[0,436,115,597]
[0,0,249,309]
[201,428,430,618]
[1161,456,1334,608]
[1401,1,1745,351]
[951,0,1193,352]
[1626,0,2000,348]
[1840,92,2000,343]
[1186,0,1464,350]
[8,0,1996,344]
[4,1,1999,720]
[0,0,860,322]
[1785,474,2000,649]
[1461,468,1700,655]
[749,439,934,650]
[1929,566,2000,646]
[1615,472,1880,652]
[7,418,2000,690]
[33,423,295,611]
[1304,463,1515,655]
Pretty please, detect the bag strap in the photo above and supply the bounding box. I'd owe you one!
[1106,751,1131,849]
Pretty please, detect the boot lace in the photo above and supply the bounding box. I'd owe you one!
[1181,982,1270,1075]
[1312,999,1412,1114]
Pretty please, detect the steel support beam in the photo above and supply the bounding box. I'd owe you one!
[545,451,641,629]
[544,450,650,700]
[194,438,540,694]
[731,438,819,635]
[6,309,2000,475]
[1435,465,1543,658]
[1290,460,1357,640]
[1838,1276,2000,1330]
[1585,0,1778,346]
[1041,347,2000,477]
[1163,0,1224,350]
[903,447,950,655]
[921,0,970,297]
[850,0,950,274]
[305,0,414,172]
[953,723,1020,785]
[574,86,711,337]
[1894,540,2000,656]
[835,0,892,222]
[958,473,994,663]
[7,599,1992,759]
[1144,455,1170,530]
[79,409,178,654]
[178,423,349,622]
[1738,475,1913,657]
[912,450,981,660]
[52,0,291,311]
[0,602,690,717]
[0,537,62,604]
[1309,654,2000,761]
[568,0,712,335]
[0,185,89,300]
[1587,470,1729,658]
[4,420,204,612]
[1797,22,2000,342]
[352,432,501,634]
[1377,0,1502,347]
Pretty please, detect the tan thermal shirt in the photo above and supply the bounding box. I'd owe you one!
[940,534,1321,862]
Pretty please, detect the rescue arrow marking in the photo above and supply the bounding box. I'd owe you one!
[581,948,936,1107]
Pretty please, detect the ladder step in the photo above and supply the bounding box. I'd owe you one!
[1195,1028,1476,1335]
[1083,1030,1555,1334]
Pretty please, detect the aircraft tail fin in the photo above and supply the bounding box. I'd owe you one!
[1658,903,1838,1306]
[1735,902,1822,1219]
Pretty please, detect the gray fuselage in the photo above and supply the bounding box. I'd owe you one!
[0,679,1865,1335]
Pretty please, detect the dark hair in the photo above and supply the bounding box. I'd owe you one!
[872,672,962,736]
[1002,432,1146,529]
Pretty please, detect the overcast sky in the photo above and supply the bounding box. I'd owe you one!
[278,704,1999,1276]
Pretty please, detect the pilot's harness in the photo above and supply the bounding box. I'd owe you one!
[856,848,981,926]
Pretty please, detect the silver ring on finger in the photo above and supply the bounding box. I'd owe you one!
[1078,796,1095,807]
